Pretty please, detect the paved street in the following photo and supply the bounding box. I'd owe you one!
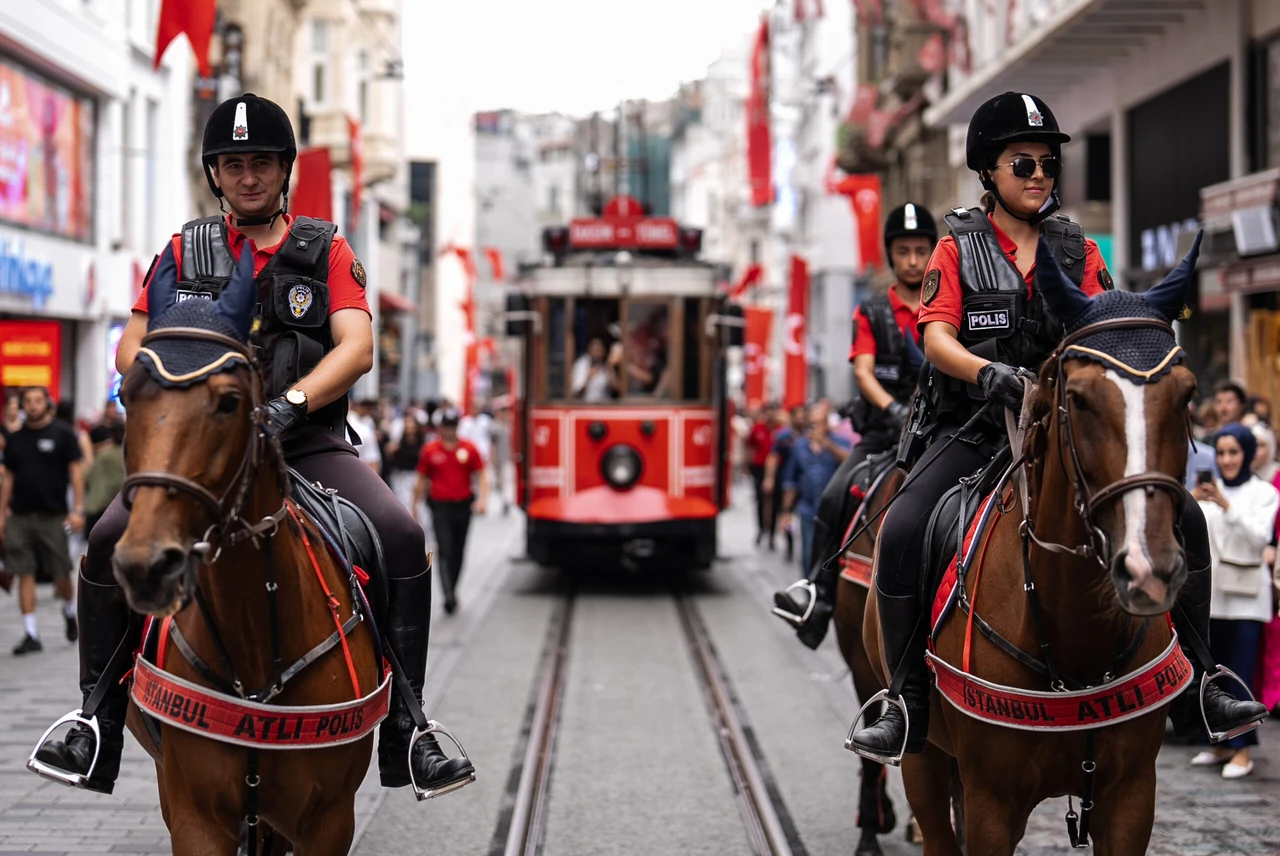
[2,487,1280,854]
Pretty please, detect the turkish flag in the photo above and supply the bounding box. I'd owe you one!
[445,246,479,412]
[291,148,333,221]
[728,263,764,301]
[154,0,216,77]
[783,256,808,409]
[832,174,883,272]
[744,307,773,404]
[746,17,772,208]
[483,246,505,282]
[347,116,364,224]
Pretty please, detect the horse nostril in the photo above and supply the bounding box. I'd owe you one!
[150,547,188,579]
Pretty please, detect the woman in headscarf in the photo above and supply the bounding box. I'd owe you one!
[1190,423,1280,778]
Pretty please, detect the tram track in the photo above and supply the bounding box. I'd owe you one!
[493,580,805,856]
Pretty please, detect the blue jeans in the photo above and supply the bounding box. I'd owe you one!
[1209,618,1265,749]
[799,511,815,575]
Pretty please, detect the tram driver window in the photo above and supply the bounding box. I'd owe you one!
[570,298,621,402]
[624,301,672,397]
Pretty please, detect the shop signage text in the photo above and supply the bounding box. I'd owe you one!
[0,237,54,309]
[1141,219,1198,271]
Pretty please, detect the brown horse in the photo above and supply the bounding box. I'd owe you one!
[828,456,906,854]
[113,304,382,854]
[865,240,1203,855]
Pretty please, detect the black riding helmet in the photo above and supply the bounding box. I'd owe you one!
[883,202,937,256]
[965,92,1071,225]
[201,94,297,226]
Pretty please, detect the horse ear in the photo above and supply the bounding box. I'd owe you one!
[215,246,257,340]
[1034,235,1092,328]
[1143,230,1202,322]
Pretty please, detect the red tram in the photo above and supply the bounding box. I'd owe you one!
[505,196,742,568]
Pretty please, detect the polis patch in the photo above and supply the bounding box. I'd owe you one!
[351,258,367,288]
[922,269,941,306]
[966,309,1011,332]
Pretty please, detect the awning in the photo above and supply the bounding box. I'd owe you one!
[923,0,1208,128]
[378,290,417,314]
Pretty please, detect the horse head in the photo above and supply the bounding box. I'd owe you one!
[1027,233,1201,616]
[113,249,271,616]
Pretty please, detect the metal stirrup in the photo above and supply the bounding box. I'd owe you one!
[26,711,101,789]
[1201,667,1268,744]
[407,720,476,801]
[771,580,816,627]
[844,690,910,767]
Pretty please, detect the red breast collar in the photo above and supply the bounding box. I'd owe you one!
[131,654,391,748]
[928,633,1193,731]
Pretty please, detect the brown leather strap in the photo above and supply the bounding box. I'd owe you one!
[124,471,224,521]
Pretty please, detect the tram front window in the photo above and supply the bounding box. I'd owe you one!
[570,298,621,402]
[623,301,671,397]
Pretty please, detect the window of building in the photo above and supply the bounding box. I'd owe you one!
[310,20,329,107]
[312,65,327,106]
[311,20,329,53]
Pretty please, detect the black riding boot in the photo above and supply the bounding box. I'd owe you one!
[1169,557,1268,740]
[32,571,135,794]
[378,568,475,792]
[848,589,930,763]
[772,516,838,650]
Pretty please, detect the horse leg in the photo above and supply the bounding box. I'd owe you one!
[854,758,892,855]
[290,808,356,856]
[901,741,962,856]
[163,796,241,856]
[959,785,1023,856]
[1085,773,1157,856]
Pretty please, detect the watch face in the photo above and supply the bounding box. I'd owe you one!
[287,390,306,406]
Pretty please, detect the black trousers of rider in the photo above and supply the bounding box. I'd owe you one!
[429,499,472,602]
[749,464,768,537]
[83,427,428,607]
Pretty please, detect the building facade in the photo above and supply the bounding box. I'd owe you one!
[0,0,194,418]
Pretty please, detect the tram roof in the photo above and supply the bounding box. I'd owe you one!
[522,257,720,298]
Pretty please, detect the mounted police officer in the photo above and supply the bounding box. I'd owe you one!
[847,92,1268,762]
[771,202,936,648]
[31,95,475,798]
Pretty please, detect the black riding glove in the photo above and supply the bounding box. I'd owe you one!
[977,362,1026,411]
[264,396,307,436]
[884,400,910,428]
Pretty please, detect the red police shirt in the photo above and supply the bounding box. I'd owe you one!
[917,215,1107,337]
[849,283,921,362]
[133,214,370,316]
[416,439,484,502]
[746,421,773,468]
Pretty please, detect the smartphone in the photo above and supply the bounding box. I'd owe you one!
[1195,469,1214,486]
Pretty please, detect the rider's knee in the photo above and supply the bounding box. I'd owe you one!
[84,501,128,585]
[1180,495,1210,570]
[378,505,427,578]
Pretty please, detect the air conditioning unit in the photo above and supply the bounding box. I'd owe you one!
[1232,205,1280,257]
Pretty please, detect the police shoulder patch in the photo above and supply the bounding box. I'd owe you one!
[351,259,367,288]
[922,269,941,306]
[1098,267,1115,291]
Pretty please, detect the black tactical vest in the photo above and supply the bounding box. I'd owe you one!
[178,215,348,435]
[851,293,916,433]
[938,207,1085,406]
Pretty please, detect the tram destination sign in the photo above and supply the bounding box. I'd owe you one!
[568,216,680,250]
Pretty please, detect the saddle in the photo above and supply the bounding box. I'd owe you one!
[851,450,896,502]
[288,469,389,626]
[920,443,1013,622]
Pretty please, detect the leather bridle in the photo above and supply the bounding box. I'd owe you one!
[121,327,285,559]
[1023,316,1188,567]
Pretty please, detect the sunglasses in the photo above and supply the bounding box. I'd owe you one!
[996,156,1061,179]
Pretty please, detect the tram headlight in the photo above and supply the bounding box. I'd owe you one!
[601,444,643,490]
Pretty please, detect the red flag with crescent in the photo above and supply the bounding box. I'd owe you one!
[744,307,773,403]
[783,256,808,409]
[746,17,773,208]
[831,174,883,272]
[154,0,216,76]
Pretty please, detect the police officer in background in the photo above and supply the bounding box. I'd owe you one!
[770,203,936,647]
[32,95,475,798]
[847,91,1267,762]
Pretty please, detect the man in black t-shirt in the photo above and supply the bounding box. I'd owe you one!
[0,387,83,654]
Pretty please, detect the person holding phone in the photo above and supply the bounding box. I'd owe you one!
[1190,423,1280,778]
[571,337,617,402]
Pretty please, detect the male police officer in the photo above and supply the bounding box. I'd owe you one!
[770,203,936,648]
[31,95,475,798]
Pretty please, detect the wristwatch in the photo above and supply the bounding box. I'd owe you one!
[285,388,308,410]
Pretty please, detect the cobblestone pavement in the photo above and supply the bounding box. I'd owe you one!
[0,506,519,856]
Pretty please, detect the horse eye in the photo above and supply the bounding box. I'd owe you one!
[216,392,241,414]
[1067,389,1089,413]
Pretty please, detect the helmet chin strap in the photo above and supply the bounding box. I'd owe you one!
[228,190,289,229]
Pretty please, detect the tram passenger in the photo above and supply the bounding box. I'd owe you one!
[31,94,475,798]
[847,91,1268,761]
[572,336,618,402]
[771,202,936,645]
[624,305,671,396]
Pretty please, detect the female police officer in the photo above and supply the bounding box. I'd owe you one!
[847,91,1268,761]
[31,95,474,799]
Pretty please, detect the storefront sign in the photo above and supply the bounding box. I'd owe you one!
[1221,258,1280,295]
[0,56,94,242]
[0,319,61,397]
[0,236,54,309]
[1201,168,1280,231]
